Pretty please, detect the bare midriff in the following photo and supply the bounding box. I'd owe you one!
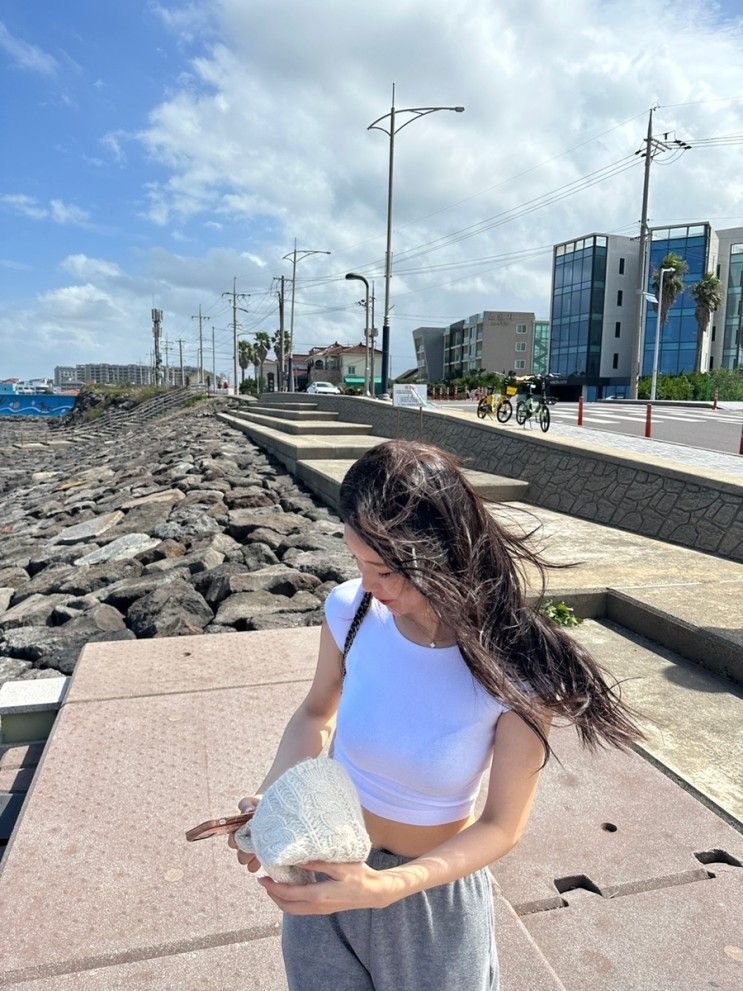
[362,806,476,857]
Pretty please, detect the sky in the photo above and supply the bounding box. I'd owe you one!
[1,0,742,382]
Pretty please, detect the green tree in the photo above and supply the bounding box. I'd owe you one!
[255,331,271,393]
[238,339,254,386]
[651,253,688,331]
[690,272,723,374]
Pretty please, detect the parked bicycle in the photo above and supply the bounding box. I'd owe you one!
[515,375,556,433]
[476,384,516,423]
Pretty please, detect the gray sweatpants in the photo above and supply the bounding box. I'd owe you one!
[281,847,499,991]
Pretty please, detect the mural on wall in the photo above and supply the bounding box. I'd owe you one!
[0,395,77,417]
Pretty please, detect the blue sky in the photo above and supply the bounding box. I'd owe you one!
[1,0,742,381]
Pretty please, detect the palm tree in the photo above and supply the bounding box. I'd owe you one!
[691,272,723,373]
[238,339,253,386]
[255,331,271,393]
[651,252,688,330]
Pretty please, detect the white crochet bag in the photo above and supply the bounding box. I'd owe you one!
[233,757,372,884]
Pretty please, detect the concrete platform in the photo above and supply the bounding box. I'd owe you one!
[0,624,740,990]
[247,404,339,422]
[523,865,742,991]
[574,620,743,823]
[606,580,743,684]
[296,458,530,511]
[216,412,383,473]
[228,408,374,436]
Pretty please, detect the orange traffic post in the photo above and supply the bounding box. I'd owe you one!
[645,403,652,438]
[577,396,584,426]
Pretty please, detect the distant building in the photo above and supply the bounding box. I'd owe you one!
[549,222,743,399]
[412,311,547,381]
[307,341,384,394]
[412,327,446,382]
[54,363,213,388]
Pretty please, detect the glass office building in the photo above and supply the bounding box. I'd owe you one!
[532,320,550,374]
[722,241,743,368]
[550,235,607,385]
[642,224,710,376]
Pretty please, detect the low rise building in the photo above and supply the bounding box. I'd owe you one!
[412,312,547,381]
[307,342,384,394]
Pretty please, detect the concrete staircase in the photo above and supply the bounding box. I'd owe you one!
[218,399,531,505]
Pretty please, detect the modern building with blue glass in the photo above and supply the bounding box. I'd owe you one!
[549,233,640,399]
[549,222,743,398]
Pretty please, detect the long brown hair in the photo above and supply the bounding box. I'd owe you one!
[339,439,643,762]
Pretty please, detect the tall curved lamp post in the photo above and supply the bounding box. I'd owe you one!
[368,86,464,394]
[283,242,331,391]
[641,265,674,401]
[345,272,371,396]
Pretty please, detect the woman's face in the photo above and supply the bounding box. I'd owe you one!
[344,525,430,620]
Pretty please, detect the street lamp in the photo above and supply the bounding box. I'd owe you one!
[345,272,370,396]
[368,85,464,395]
[282,241,331,392]
[641,265,674,401]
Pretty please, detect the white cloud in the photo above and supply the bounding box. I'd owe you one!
[61,255,123,279]
[0,21,57,76]
[2,194,90,226]
[101,131,128,164]
[49,199,90,224]
[1,194,48,220]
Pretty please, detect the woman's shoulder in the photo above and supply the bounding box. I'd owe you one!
[324,578,365,620]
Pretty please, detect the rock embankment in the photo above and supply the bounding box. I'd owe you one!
[0,406,357,687]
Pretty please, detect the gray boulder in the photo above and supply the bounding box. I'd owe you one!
[214,589,321,629]
[127,580,213,637]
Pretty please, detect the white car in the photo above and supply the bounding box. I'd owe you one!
[306,381,341,395]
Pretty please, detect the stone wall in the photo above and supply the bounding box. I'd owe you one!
[263,395,743,563]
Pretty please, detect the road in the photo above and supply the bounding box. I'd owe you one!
[451,400,743,458]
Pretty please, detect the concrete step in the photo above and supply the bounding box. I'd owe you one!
[296,458,530,511]
[242,404,339,422]
[572,618,743,824]
[217,411,384,472]
[605,581,743,686]
[228,408,373,436]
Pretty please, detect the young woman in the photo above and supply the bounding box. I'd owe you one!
[228,439,641,990]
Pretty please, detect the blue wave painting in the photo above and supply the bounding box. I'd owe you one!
[0,395,77,417]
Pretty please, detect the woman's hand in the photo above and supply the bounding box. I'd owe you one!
[257,860,398,915]
[226,795,262,873]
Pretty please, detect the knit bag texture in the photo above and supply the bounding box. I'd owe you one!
[233,757,372,884]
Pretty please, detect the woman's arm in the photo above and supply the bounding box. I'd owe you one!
[258,709,549,913]
[255,621,344,794]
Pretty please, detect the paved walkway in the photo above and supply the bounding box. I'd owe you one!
[440,404,743,478]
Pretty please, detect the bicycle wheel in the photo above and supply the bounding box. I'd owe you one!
[539,405,550,432]
[515,401,528,425]
[476,398,489,419]
[496,399,512,423]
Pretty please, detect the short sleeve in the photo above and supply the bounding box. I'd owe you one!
[324,578,365,651]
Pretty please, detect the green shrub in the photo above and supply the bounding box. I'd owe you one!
[543,600,582,627]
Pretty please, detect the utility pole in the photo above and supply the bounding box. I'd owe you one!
[277,275,285,391]
[163,338,171,386]
[370,281,376,396]
[191,305,209,386]
[151,308,164,385]
[212,326,216,393]
[282,241,331,391]
[176,338,185,387]
[222,279,250,397]
[630,107,691,398]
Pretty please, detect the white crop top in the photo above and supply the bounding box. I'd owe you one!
[324,578,511,826]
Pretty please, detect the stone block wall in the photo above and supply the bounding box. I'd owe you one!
[262,395,743,563]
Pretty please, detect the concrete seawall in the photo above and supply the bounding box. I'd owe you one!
[257,394,743,563]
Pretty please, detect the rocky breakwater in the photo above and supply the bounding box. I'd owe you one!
[0,407,358,687]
